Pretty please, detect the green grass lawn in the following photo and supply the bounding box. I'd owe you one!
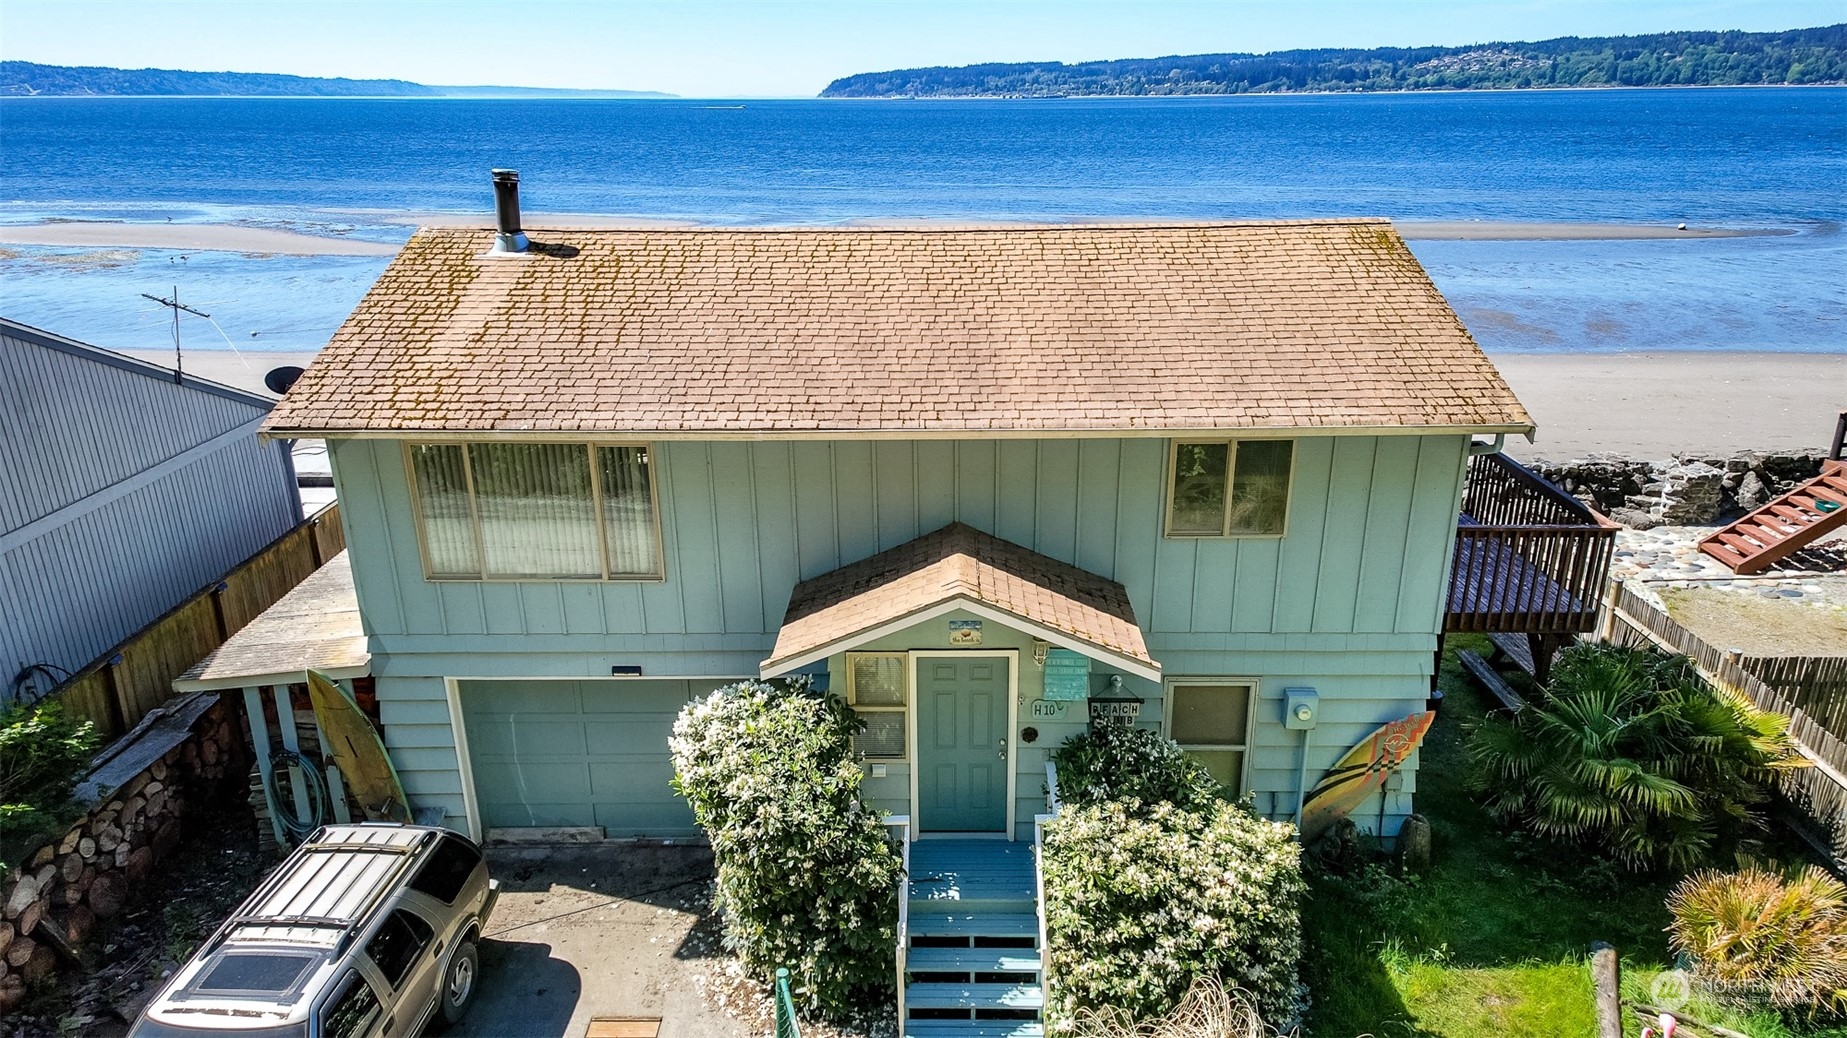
[1300,636,1840,1038]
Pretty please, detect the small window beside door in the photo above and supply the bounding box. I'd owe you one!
[846,653,908,760]
[1166,681,1255,792]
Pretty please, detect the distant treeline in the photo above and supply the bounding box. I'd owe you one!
[0,61,672,98]
[821,25,1847,97]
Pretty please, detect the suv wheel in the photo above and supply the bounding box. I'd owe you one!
[439,938,480,1024]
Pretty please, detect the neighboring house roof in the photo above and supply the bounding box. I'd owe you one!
[264,221,1534,439]
[762,522,1158,680]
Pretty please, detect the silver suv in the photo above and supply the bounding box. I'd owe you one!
[130,824,498,1038]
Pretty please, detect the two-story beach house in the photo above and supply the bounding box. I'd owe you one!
[262,213,1534,850]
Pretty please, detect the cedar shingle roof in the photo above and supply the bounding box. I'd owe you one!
[264,220,1532,437]
[763,523,1155,676]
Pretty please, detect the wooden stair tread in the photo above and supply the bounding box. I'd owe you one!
[1701,470,1847,574]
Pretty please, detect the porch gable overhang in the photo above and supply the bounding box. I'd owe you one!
[760,523,1160,682]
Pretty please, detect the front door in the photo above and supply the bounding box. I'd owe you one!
[916,655,1009,833]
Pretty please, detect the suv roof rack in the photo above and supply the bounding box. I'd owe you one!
[204,825,435,956]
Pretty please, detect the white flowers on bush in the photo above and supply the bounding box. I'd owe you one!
[669,677,901,1021]
[1042,750,1303,1027]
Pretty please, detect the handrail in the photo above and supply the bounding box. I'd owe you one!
[1461,452,1615,530]
[885,814,911,1027]
[1034,762,1062,1008]
[774,967,802,1038]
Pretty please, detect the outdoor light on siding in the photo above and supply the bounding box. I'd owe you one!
[1032,639,1049,668]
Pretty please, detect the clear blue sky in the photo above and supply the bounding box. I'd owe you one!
[2,1,1838,97]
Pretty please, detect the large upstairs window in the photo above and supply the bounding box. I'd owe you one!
[406,442,664,580]
[1166,439,1294,537]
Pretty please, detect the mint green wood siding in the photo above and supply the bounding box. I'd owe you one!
[329,434,1469,839]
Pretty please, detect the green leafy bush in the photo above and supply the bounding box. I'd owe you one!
[1050,723,1224,814]
[669,677,901,1021]
[1669,864,1847,1015]
[1468,643,1802,871]
[1042,797,1303,1027]
[0,700,99,867]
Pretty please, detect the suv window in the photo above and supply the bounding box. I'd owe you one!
[410,834,481,905]
[319,971,381,1038]
[363,909,434,990]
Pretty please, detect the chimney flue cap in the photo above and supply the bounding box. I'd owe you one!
[489,168,528,254]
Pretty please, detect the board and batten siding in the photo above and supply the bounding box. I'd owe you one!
[0,322,302,693]
[331,433,1469,834]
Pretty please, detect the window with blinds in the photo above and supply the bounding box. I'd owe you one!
[406,443,664,580]
[1166,680,1256,792]
[847,653,908,760]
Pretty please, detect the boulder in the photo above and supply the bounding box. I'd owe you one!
[1397,814,1433,872]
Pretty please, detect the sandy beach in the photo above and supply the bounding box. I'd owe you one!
[0,221,400,256]
[121,348,1843,462]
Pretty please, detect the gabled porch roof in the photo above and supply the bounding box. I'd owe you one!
[761,523,1159,681]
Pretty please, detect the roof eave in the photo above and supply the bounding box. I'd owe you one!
[261,421,1537,442]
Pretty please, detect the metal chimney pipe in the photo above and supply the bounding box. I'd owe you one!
[490,169,529,254]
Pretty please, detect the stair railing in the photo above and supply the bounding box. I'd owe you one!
[886,814,911,1026]
[1034,761,1062,1008]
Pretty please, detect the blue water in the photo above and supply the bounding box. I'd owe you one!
[1,90,1843,354]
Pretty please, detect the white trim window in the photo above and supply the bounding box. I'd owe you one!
[406,442,664,580]
[1165,679,1257,793]
[1166,439,1294,537]
[847,652,909,760]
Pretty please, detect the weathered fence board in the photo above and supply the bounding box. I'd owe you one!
[46,503,345,740]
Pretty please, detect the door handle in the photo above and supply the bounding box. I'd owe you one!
[997,737,1006,760]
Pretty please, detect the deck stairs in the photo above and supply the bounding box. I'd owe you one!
[1699,464,1847,575]
[902,839,1044,1038]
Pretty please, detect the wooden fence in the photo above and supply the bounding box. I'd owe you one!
[1602,580,1847,868]
[1743,655,1847,736]
[52,503,346,740]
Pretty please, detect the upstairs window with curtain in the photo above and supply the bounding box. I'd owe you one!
[406,443,664,580]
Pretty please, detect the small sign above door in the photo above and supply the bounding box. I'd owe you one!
[1042,649,1090,701]
[948,619,983,645]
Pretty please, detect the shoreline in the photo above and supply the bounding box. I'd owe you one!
[118,348,1845,462]
[0,216,1802,254]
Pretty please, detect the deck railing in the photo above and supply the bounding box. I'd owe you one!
[1033,761,1062,1006]
[1447,452,1619,635]
[885,814,911,1026]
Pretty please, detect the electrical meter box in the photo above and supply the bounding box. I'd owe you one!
[1283,687,1320,730]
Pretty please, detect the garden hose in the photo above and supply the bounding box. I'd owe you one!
[266,747,331,843]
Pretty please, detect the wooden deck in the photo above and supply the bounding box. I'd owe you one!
[1445,452,1617,638]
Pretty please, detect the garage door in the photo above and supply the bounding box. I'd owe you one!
[459,678,732,837]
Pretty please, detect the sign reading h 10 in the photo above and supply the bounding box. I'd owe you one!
[1042,649,1090,701]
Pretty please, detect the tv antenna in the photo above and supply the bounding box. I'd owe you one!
[140,286,210,384]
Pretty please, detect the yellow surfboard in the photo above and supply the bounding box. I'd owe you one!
[1299,710,1435,841]
[308,670,411,824]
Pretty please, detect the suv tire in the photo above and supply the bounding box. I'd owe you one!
[439,938,480,1025]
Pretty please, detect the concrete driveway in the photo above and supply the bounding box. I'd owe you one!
[447,842,749,1038]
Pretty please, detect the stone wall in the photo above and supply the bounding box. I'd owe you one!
[0,692,245,1012]
[1530,451,1828,529]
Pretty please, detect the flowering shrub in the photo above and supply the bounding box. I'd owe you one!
[669,677,901,1021]
[1042,797,1304,1027]
[1050,722,1223,814]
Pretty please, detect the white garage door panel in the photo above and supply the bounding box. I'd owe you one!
[460,678,732,837]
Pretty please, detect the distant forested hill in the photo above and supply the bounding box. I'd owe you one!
[0,61,673,98]
[821,25,1847,97]
[0,61,437,97]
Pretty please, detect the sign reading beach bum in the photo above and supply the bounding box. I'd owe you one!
[948,619,983,645]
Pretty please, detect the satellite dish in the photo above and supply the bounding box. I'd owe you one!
[264,365,305,395]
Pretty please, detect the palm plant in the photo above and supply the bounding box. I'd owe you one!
[1468,644,1803,871]
[1669,864,1847,1014]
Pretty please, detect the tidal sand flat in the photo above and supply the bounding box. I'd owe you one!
[0,221,400,256]
[1395,221,1791,240]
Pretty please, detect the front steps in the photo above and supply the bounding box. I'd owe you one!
[903,840,1044,1038]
